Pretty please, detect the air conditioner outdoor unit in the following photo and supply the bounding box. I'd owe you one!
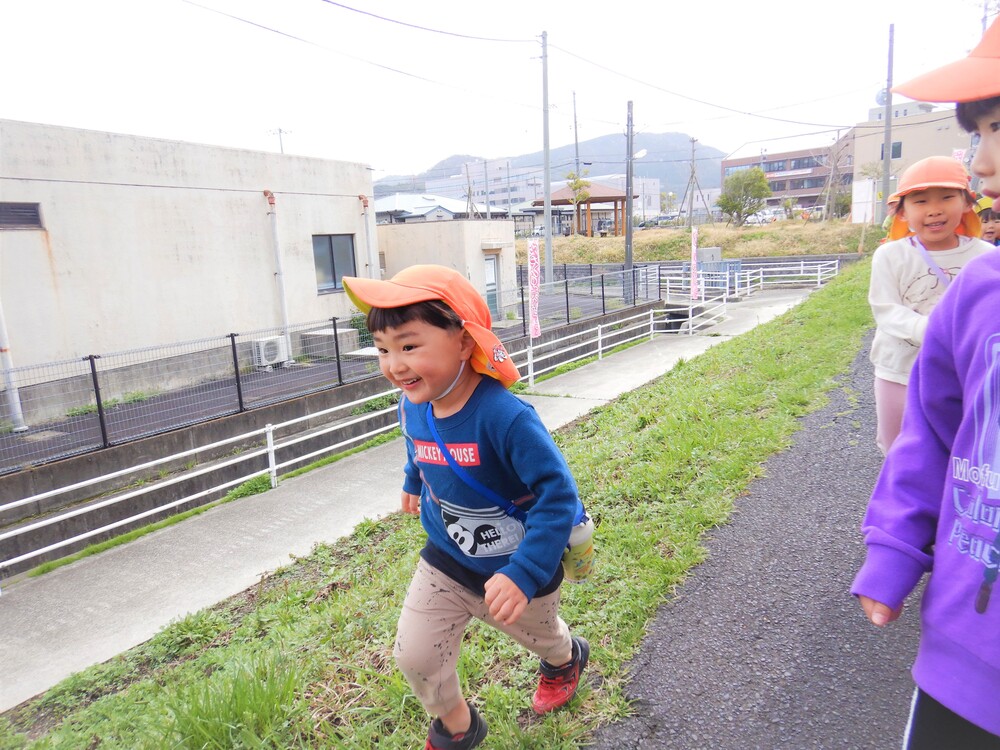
[252,336,289,368]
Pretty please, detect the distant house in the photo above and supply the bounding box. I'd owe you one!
[374,193,507,224]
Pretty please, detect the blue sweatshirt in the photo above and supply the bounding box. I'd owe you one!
[852,250,1000,736]
[399,377,579,601]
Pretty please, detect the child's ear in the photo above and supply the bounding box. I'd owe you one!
[459,330,477,360]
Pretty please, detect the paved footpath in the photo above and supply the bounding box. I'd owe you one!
[590,333,921,750]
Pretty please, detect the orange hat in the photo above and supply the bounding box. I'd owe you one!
[893,20,1000,102]
[886,156,982,240]
[342,265,520,388]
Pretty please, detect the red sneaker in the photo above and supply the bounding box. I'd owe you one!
[531,636,590,714]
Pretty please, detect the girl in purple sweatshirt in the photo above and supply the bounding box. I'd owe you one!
[853,19,1000,747]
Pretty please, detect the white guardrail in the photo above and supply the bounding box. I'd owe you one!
[0,259,838,574]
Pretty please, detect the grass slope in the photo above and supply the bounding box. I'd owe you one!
[0,259,875,749]
[518,218,881,265]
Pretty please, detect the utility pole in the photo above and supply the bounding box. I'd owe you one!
[625,101,634,273]
[542,31,553,283]
[879,24,894,224]
[484,160,490,219]
[573,91,581,235]
[270,128,290,154]
[687,138,697,229]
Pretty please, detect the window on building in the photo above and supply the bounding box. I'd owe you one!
[879,141,903,160]
[312,234,357,293]
[0,203,43,229]
[769,181,786,191]
[789,156,821,170]
[763,160,786,173]
[724,165,752,177]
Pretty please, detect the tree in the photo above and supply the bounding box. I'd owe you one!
[565,171,590,234]
[717,167,771,227]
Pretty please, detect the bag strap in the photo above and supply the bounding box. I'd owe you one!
[909,237,952,289]
[424,403,528,523]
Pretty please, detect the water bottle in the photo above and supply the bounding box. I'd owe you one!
[561,506,595,583]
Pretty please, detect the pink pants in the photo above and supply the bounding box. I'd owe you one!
[874,377,908,456]
[394,558,571,717]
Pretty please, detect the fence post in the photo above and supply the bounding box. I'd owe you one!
[564,279,571,324]
[527,343,535,387]
[601,273,607,316]
[85,355,111,448]
[265,423,278,488]
[228,333,246,412]
[331,317,345,385]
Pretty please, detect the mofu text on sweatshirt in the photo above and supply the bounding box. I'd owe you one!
[950,461,1000,567]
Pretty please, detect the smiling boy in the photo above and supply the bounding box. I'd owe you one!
[342,265,588,750]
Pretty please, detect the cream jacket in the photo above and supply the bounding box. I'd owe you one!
[869,235,993,384]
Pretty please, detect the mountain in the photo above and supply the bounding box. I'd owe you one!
[373,132,725,200]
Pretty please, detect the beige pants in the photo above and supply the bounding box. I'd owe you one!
[394,558,572,717]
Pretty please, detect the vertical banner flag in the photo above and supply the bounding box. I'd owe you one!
[690,226,700,301]
[528,239,541,338]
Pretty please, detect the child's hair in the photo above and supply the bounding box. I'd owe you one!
[979,207,998,223]
[956,96,1000,132]
[366,299,462,334]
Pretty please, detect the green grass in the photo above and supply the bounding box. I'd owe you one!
[0,260,874,748]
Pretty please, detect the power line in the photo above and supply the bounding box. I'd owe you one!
[548,43,854,130]
[316,1,535,43]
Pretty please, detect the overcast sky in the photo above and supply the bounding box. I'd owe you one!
[1,0,993,181]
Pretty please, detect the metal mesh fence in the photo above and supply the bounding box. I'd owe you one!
[0,267,681,475]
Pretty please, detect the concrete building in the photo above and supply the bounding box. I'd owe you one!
[721,134,852,214]
[849,104,976,222]
[376,219,516,319]
[0,119,379,369]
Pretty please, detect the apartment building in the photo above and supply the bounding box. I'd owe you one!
[720,134,852,214]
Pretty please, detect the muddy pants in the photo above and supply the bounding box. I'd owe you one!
[394,558,571,717]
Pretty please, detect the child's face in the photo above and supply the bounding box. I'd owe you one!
[970,104,1000,199]
[982,216,1000,242]
[373,318,472,405]
[897,186,970,250]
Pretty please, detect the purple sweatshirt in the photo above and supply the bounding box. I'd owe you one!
[852,250,1000,736]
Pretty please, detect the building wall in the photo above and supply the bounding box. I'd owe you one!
[721,144,846,211]
[849,107,975,222]
[376,219,517,313]
[0,120,377,367]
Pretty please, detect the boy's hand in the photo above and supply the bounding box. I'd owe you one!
[401,491,420,515]
[485,573,528,626]
[858,595,903,627]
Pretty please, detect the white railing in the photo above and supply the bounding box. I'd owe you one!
[659,259,839,301]
[0,388,401,574]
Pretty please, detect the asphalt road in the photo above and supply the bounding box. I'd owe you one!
[589,332,922,750]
